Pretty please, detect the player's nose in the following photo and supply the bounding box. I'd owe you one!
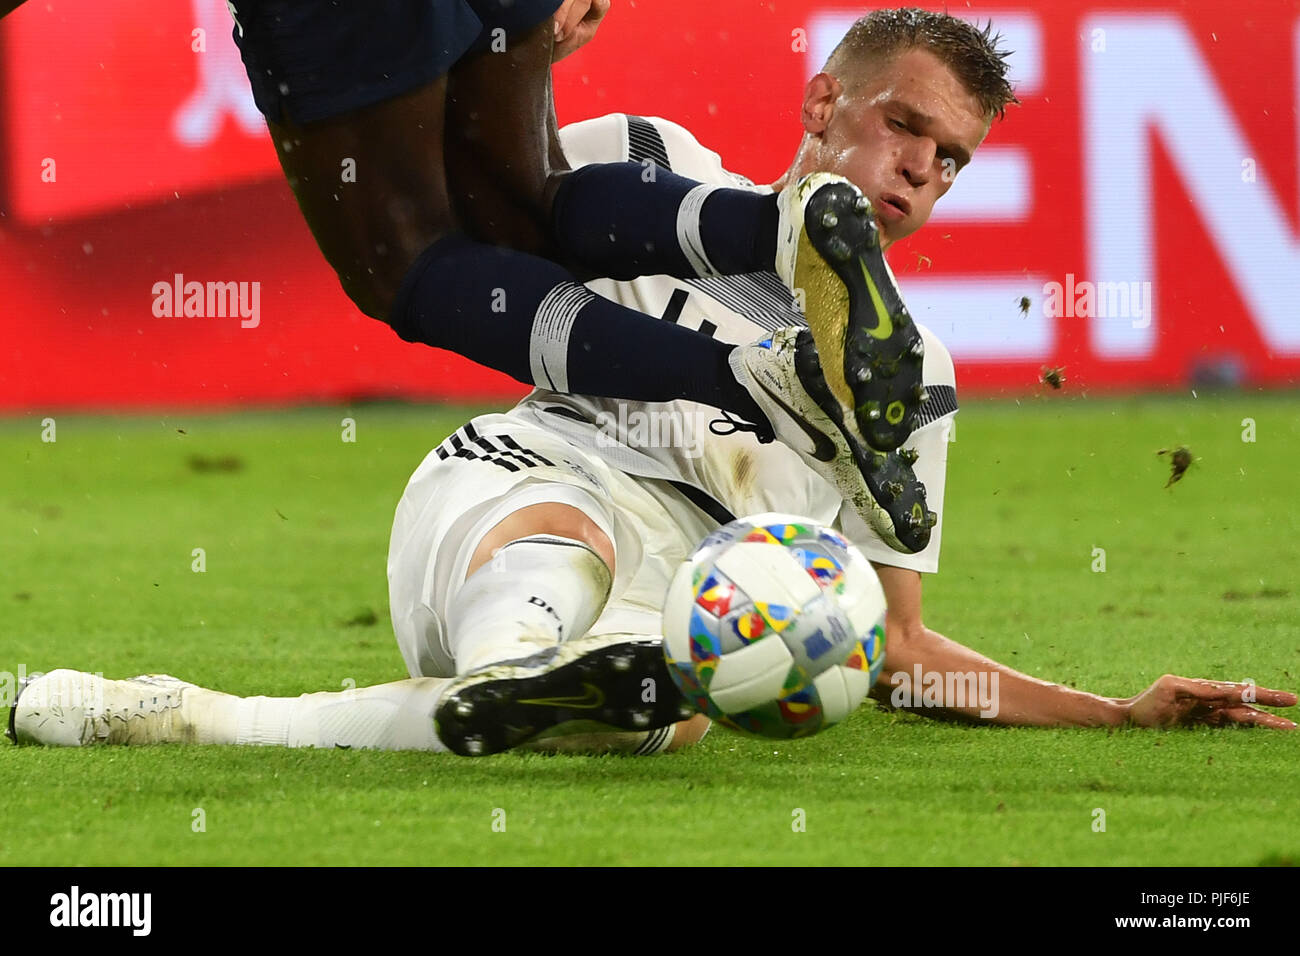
[899,140,937,188]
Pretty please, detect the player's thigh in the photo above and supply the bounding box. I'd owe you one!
[444,2,569,254]
[586,477,715,640]
[230,0,477,316]
[266,85,458,318]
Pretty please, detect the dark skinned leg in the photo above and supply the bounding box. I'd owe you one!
[252,14,762,420]
[443,17,569,259]
[266,78,456,320]
[445,16,777,282]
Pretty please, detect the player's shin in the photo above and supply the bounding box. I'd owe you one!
[389,235,765,421]
[446,534,613,673]
[550,162,779,279]
[6,670,455,751]
[237,679,450,751]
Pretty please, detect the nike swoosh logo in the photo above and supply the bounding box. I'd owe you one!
[750,372,839,463]
[860,260,894,341]
[518,682,607,710]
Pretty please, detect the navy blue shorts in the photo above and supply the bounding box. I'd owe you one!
[229,0,564,125]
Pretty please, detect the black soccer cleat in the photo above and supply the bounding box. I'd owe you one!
[776,172,925,453]
[434,634,694,757]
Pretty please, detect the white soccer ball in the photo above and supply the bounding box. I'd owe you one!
[662,513,887,738]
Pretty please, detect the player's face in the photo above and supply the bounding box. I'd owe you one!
[799,48,990,247]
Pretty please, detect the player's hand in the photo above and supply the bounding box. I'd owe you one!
[552,0,609,62]
[1123,675,1298,729]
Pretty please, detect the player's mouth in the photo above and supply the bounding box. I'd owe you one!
[875,193,911,224]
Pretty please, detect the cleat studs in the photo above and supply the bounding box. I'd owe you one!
[611,654,632,672]
[924,511,938,528]
[632,711,651,728]
[895,312,911,328]
[454,699,474,718]
[909,340,925,359]
[820,210,839,229]
[899,447,919,465]
[864,400,882,421]
[853,195,871,214]
[886,481,905,500]
[856,367,873,383]
[826,237,851,262]
[465,737,484,756]
[913,384,929,403]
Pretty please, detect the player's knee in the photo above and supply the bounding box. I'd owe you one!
[339,273,397,322]
[341,253,427,324]
[467,502,615,578]
[337,226,458,325]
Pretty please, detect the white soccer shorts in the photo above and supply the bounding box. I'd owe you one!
[387,412,714,679]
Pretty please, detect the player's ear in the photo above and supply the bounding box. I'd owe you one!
[801,72,842,135]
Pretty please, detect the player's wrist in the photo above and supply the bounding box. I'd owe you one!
[1098,695,1132,727]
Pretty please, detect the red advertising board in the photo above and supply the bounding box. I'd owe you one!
[1,0,1297,411]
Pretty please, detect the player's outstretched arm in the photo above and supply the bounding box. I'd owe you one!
[869,564,1298,730]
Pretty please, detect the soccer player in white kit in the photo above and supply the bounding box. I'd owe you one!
[11,11,1294,752]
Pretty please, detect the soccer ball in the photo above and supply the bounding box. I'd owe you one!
[662,513,886,739]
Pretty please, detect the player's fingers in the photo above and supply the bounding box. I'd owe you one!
[1171,676,1268,705]
[1251,687,1299,708]
[1212,705,1297,730]
[553,1,607,60]
[556,0,590,40]
[1206,683,1300,707]
[553,0,575,36]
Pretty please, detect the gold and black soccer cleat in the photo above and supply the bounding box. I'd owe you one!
[776,172,925,453]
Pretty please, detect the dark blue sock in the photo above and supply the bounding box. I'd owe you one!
[389,233,766,421]
[551,162,779,279]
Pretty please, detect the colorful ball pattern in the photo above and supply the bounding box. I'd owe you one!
[663,513,887,739]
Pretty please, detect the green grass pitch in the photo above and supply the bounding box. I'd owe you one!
[1,394,1297,866]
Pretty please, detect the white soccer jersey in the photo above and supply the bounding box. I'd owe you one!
[509,113,959,573]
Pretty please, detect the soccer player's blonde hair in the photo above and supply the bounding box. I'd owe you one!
[823,7,1019,123]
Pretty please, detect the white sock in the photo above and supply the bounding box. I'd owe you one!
[226,678,451,752]
[446,534,612,674]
